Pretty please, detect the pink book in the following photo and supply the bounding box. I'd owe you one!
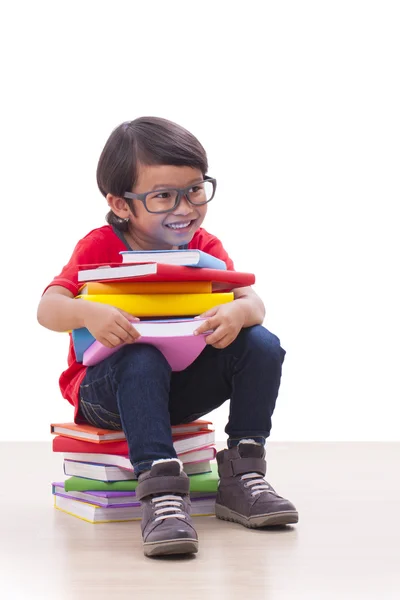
[82,318,211,369]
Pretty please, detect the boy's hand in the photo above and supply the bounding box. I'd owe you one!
[81,301,141,348]
[194,302,245,349]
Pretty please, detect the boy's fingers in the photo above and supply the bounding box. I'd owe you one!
[118,308,140,321]
[194,316,218,335]
[195,306,218,320]
[204,327,225,345]
[115,321,140,342]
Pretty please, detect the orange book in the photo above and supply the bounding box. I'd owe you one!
[50,420,213,444]
[78,280,212,295]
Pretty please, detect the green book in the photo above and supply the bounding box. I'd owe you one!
[64,463,219,493]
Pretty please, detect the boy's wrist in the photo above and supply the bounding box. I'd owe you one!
[75,298,93,329]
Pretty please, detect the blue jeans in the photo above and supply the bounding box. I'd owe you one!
[78,325,286,475]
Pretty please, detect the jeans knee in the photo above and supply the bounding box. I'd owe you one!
[241,325,286,365]
[112,343,171,378]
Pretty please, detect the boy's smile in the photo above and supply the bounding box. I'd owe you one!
[107,164,209,250]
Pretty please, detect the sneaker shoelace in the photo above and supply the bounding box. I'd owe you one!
[151,494,186,522]
[241,472,276,497]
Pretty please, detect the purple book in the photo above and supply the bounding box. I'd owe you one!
[52,482,140,508]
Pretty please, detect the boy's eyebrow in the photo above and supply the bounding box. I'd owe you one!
[149,178,204,191]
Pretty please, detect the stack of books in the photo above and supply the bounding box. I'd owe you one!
[72,248,256,368]
[51,420,219,523]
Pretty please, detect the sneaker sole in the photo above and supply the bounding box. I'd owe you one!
[215,503,299,528]
[144,538,199,557]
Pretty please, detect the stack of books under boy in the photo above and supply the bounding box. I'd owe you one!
[51,420,220,524]
[51,248,255,523]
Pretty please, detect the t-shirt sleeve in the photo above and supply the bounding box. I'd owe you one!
[42,234,111,296]
[190,229,235,270]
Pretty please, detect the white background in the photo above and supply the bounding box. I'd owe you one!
[0,1,399,442]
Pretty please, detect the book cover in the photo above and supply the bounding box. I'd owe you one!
[63,458,213,480]
[50,422,125,443]
[63,461,136,481]
[52,429,215,456]
[52,483,216,508]
[53,494,215,522]
[54,495,142,523]
[52,483,138,507]
[77,262,157,283]
[72,317,211,364]
[82,328,209,369]
[120,249,227,270]
[63,446,217,471]
[53,484,139,507]
[77,262,255,291]
[64,463,219,493]
[51,419,212,446]
[78,280,212,295]
[76,292,234,317]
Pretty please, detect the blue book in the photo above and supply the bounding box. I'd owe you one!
[71,328,95,362]
[119,249,227,270]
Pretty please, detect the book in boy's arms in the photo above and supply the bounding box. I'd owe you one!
[52,429,215,456]
[52,483,215,508]
[63,463,219,493]
[71,317,212,364]
[76,292,233,317]
[63,446,216,472]
[119,249,227,270]
[71,318,201,362]
[50,419,212,444]
[63,457,213,480]
[53,493,215,523]
[78,280,212,295]
[77,262,255,291]
[81,317,214,369]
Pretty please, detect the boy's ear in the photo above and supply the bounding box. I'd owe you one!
[106,194,130,219]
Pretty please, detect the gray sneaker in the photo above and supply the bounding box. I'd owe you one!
[136,460,199,557]
[215,441,299,528]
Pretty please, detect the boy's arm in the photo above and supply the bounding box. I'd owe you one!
[37,287,140,348]
[37,286,93,332]
[233,286,265,327]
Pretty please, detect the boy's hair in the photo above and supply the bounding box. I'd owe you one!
[97,116,209,231]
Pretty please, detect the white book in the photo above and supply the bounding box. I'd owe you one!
[78,262,157,283]
[63,446,216,472]
[63,459,213,481]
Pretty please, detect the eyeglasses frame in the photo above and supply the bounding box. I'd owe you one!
[122,176,217,214]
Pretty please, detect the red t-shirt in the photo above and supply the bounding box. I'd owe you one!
[44,225,235,420]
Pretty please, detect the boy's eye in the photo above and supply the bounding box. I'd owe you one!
[153,191,172,199]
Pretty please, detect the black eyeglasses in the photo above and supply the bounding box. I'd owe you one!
[123,176,217,214]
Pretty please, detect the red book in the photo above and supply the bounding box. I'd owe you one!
[77,262,255,292]
[50,420,212,444]
[52,429,215,456]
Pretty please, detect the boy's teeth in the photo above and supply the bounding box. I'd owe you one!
[167,221,191,229]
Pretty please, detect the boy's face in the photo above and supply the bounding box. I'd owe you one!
[109,164,208,250]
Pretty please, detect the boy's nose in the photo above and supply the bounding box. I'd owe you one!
[173,193,193,215]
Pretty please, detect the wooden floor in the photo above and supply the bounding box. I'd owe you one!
[1,442,399,600]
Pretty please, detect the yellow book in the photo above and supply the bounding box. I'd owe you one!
[78,280,212,295]
[76,292,234,316]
